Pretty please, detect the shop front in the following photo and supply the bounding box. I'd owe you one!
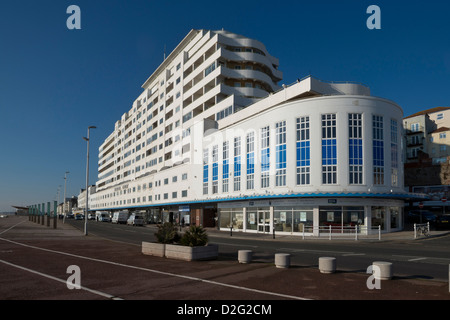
[218,198,405,236]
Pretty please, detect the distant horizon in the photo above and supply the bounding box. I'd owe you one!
[2,1,450,212]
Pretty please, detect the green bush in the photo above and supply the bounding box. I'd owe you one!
[179,225,208,247]
[154,222,180,244]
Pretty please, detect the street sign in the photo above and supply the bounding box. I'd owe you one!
[442,197,447,203]
[419,202,424,209]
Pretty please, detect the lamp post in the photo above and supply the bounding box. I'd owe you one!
[63,171,70,223]
[83,126,96,236]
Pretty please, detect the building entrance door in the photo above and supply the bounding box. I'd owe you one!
[258,211,270,233]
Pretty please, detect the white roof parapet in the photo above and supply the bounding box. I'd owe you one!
[219,76,370,130]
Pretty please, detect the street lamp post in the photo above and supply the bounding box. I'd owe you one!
[83,126,96,236]
[63,171,70,223]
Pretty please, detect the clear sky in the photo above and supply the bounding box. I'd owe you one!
[1,0,449,212]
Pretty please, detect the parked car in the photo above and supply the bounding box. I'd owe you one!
[127,215,144,226]
[66,213,74,219]
[436,214,450,230]
[407,210,437,224]
[74,214,84,220]
[88,213,96,220]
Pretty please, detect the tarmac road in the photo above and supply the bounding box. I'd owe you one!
[67,218,450,282]
[0,216,449,305]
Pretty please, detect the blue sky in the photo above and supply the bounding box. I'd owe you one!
[1,0,449,212]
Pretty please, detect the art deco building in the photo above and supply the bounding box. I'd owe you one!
[91,29,426,235]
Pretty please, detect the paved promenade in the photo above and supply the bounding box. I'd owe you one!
[0,216,449,301]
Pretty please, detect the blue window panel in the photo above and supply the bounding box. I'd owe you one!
[203,165,208,183]
[276,145,286,169]
[223,160,229,179]
[373,141,384,166]
[247,152,255,174]
[349,139,363,166]
[234,156,241,176]
[322,139,337,166]
[212,163,218,181]
[261,149,270,172]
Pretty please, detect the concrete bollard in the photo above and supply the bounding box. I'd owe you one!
[238,250,253,264]
[319,257,337,274]
[372,261,393,280]
[275,253,291,268]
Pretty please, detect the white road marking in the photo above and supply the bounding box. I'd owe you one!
[408,257,428,262]
[0,220,27,235]
[0,259,123,300]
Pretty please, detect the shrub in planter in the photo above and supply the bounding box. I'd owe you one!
[179,225,208,247]
[154,222,180,244]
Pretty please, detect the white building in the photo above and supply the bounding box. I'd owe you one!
[91,29,426,235]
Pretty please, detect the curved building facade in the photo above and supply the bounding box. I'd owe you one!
[91,29,426,236]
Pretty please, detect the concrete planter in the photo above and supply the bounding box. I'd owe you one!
[319,257,337,274]
[275,253,291,268]
[142,242,166,257]
[165,244,219,261]
[372,261,393,280]
[238,250,253,264]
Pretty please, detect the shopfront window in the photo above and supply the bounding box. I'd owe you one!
[246,208,258,231]
[371,206,385,230]
[319,206,365,232]
[319,207,342,227]
[293,208,313,232]
[343,206,365,226]
[274,207,313,233]
[390,207,401,229]
[219,208,244,230]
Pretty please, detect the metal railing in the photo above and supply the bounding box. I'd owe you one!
[298,225,382,241]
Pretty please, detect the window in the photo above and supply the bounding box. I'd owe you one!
[234,137,241,191]
[349,114,363,185]
[212,145,219,194]
[440,133,447,139]
[203,148,208,195]
[411,123,420,132]
[246,132,255,190]
[205,62,216,77]
[223,141,229,193]
[261,126,270,188]
[275,121,286,186]
[216,105,233,121]
[437,113,444,120]
[373,115,384,185]
[391,119,398,187]
[322,114,337,184]
[182,190,188,197]
[296,117,310,185]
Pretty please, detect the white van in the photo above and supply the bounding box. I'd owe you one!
[99,213,111,222]
[127,215,144,226]
[112,211,128,224]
